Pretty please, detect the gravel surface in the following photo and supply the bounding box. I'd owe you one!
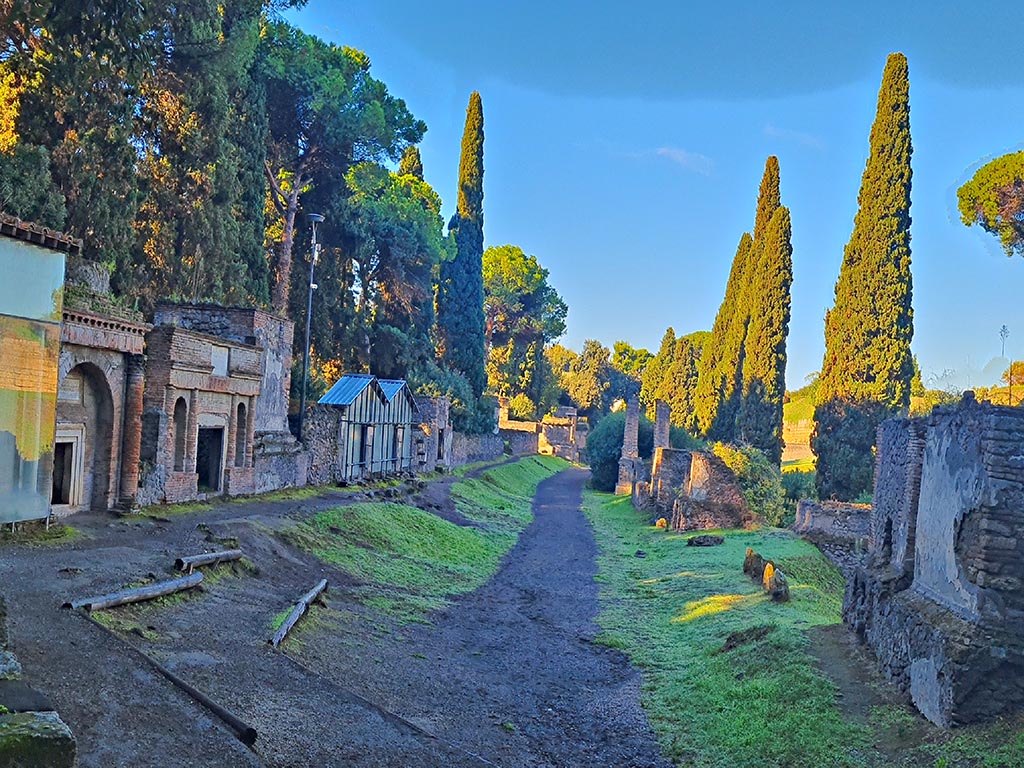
[1,467,669,767]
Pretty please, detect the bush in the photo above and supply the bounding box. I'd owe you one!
[711,442,786,526]
[508,393,536,420]
[586,411,653,492]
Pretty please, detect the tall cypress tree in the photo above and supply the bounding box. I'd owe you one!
[695,156,782,442]
[399,146,424,180]
[738,205,794,464]
[812,53,914,500]
[437,92,487,398]
[693,233,753,440]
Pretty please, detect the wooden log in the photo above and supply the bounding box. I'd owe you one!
[271,579,328,649]
[175,549,243,573]
[63,573,204,611]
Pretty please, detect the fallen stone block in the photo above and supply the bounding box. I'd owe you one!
[0,712,76,768]
[687,535,724,547]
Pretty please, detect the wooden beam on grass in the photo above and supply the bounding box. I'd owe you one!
[63,572,203,611]
[175,549,243,573]
[270,578,328,648]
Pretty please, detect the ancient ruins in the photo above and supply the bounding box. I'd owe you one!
[844,394,1024,726]
[618,396,753,530]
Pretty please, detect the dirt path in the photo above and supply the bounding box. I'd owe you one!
[1,467,669,767]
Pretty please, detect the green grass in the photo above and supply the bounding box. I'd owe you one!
[0,521,83,547]
[782,457,816,473]
[583,491,868,768]
[452,456,510,477]
[783,394,815,423]
[287,455,567,622]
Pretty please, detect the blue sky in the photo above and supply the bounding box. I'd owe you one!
[290,1,1024,391]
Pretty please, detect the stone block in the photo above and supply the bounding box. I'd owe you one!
[0,712,76,768]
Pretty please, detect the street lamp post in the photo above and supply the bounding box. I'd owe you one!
[297,213,324,441]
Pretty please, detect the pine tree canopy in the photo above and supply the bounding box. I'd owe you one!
[813,52,914,501]
[957,150,1024,257]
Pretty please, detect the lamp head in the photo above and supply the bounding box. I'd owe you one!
[307,213,325,225]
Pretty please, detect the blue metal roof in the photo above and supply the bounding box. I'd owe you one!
[377,379,408,402]
[319,373,379,406]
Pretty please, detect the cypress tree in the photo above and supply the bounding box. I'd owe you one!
[738,206,794,464]
[812,53,914,501]
[640,327,676,415]
[437,92,487,398]
[695,156,782,442]
[693,232,753,440]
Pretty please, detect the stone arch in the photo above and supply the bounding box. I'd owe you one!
[58,362,116,511]
[173,398,188,472]
[235,402,247,468]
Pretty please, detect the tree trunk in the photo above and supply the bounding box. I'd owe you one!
[271,191,298,314]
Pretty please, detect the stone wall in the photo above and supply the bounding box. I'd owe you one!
[844,395,1024,726]
[502,428,539,456]
[0,597,76,767]
[303,405,343,486]
[451,432,504,466]
[616,397,641,495]
[792,500,871,577]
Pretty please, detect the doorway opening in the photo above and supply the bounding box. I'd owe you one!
[196,427,224,493]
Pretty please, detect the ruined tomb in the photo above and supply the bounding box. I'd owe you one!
[137,324,262,504]
[635,446,753,531]
[844,395,1024,726]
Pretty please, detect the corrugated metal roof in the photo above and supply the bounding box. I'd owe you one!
[319,373,380,406]
[378,379,408,402]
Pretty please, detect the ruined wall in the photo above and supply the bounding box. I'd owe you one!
[616,397,641,495]
[451,432,504,467]
[844,396,1024,726]
[303,405,343,486]
[412,396,452,473]
[153,304,293,435]
[635,447,753,531]
[501,428,539,456]
[653,400,670,449]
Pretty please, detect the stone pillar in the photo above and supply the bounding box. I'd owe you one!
[615,396,641,495]
[654,400,671,449]
[118,354,145,510]
[187,389,200,472]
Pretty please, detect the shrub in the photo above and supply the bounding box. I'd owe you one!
[586,411,653,492]
[409,361,496,434]
[711,442,786,526]
[508,393,536,420]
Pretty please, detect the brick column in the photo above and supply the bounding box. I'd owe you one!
[654,400,671,449]
[118,354,145,510]
[187,389,200,472]
[615,396,641,495]
[246,396,256,468]
[225,395,238,469]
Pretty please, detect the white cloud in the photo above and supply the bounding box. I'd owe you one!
[654,147,715,176]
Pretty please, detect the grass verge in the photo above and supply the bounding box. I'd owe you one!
[287,455,567,622]
[582,490,868,768]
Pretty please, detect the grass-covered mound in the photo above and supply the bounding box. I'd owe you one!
[287,455,566,621]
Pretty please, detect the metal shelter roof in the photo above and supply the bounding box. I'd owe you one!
[318,373,386,406]
[378,378,418,412]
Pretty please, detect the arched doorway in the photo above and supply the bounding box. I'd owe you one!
[54,362,115,511]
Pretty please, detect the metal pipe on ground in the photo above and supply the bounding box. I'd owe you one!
[175,549,243,573]
[75,610,258,747]
[270,578,328,648]
[62,573,204,611]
